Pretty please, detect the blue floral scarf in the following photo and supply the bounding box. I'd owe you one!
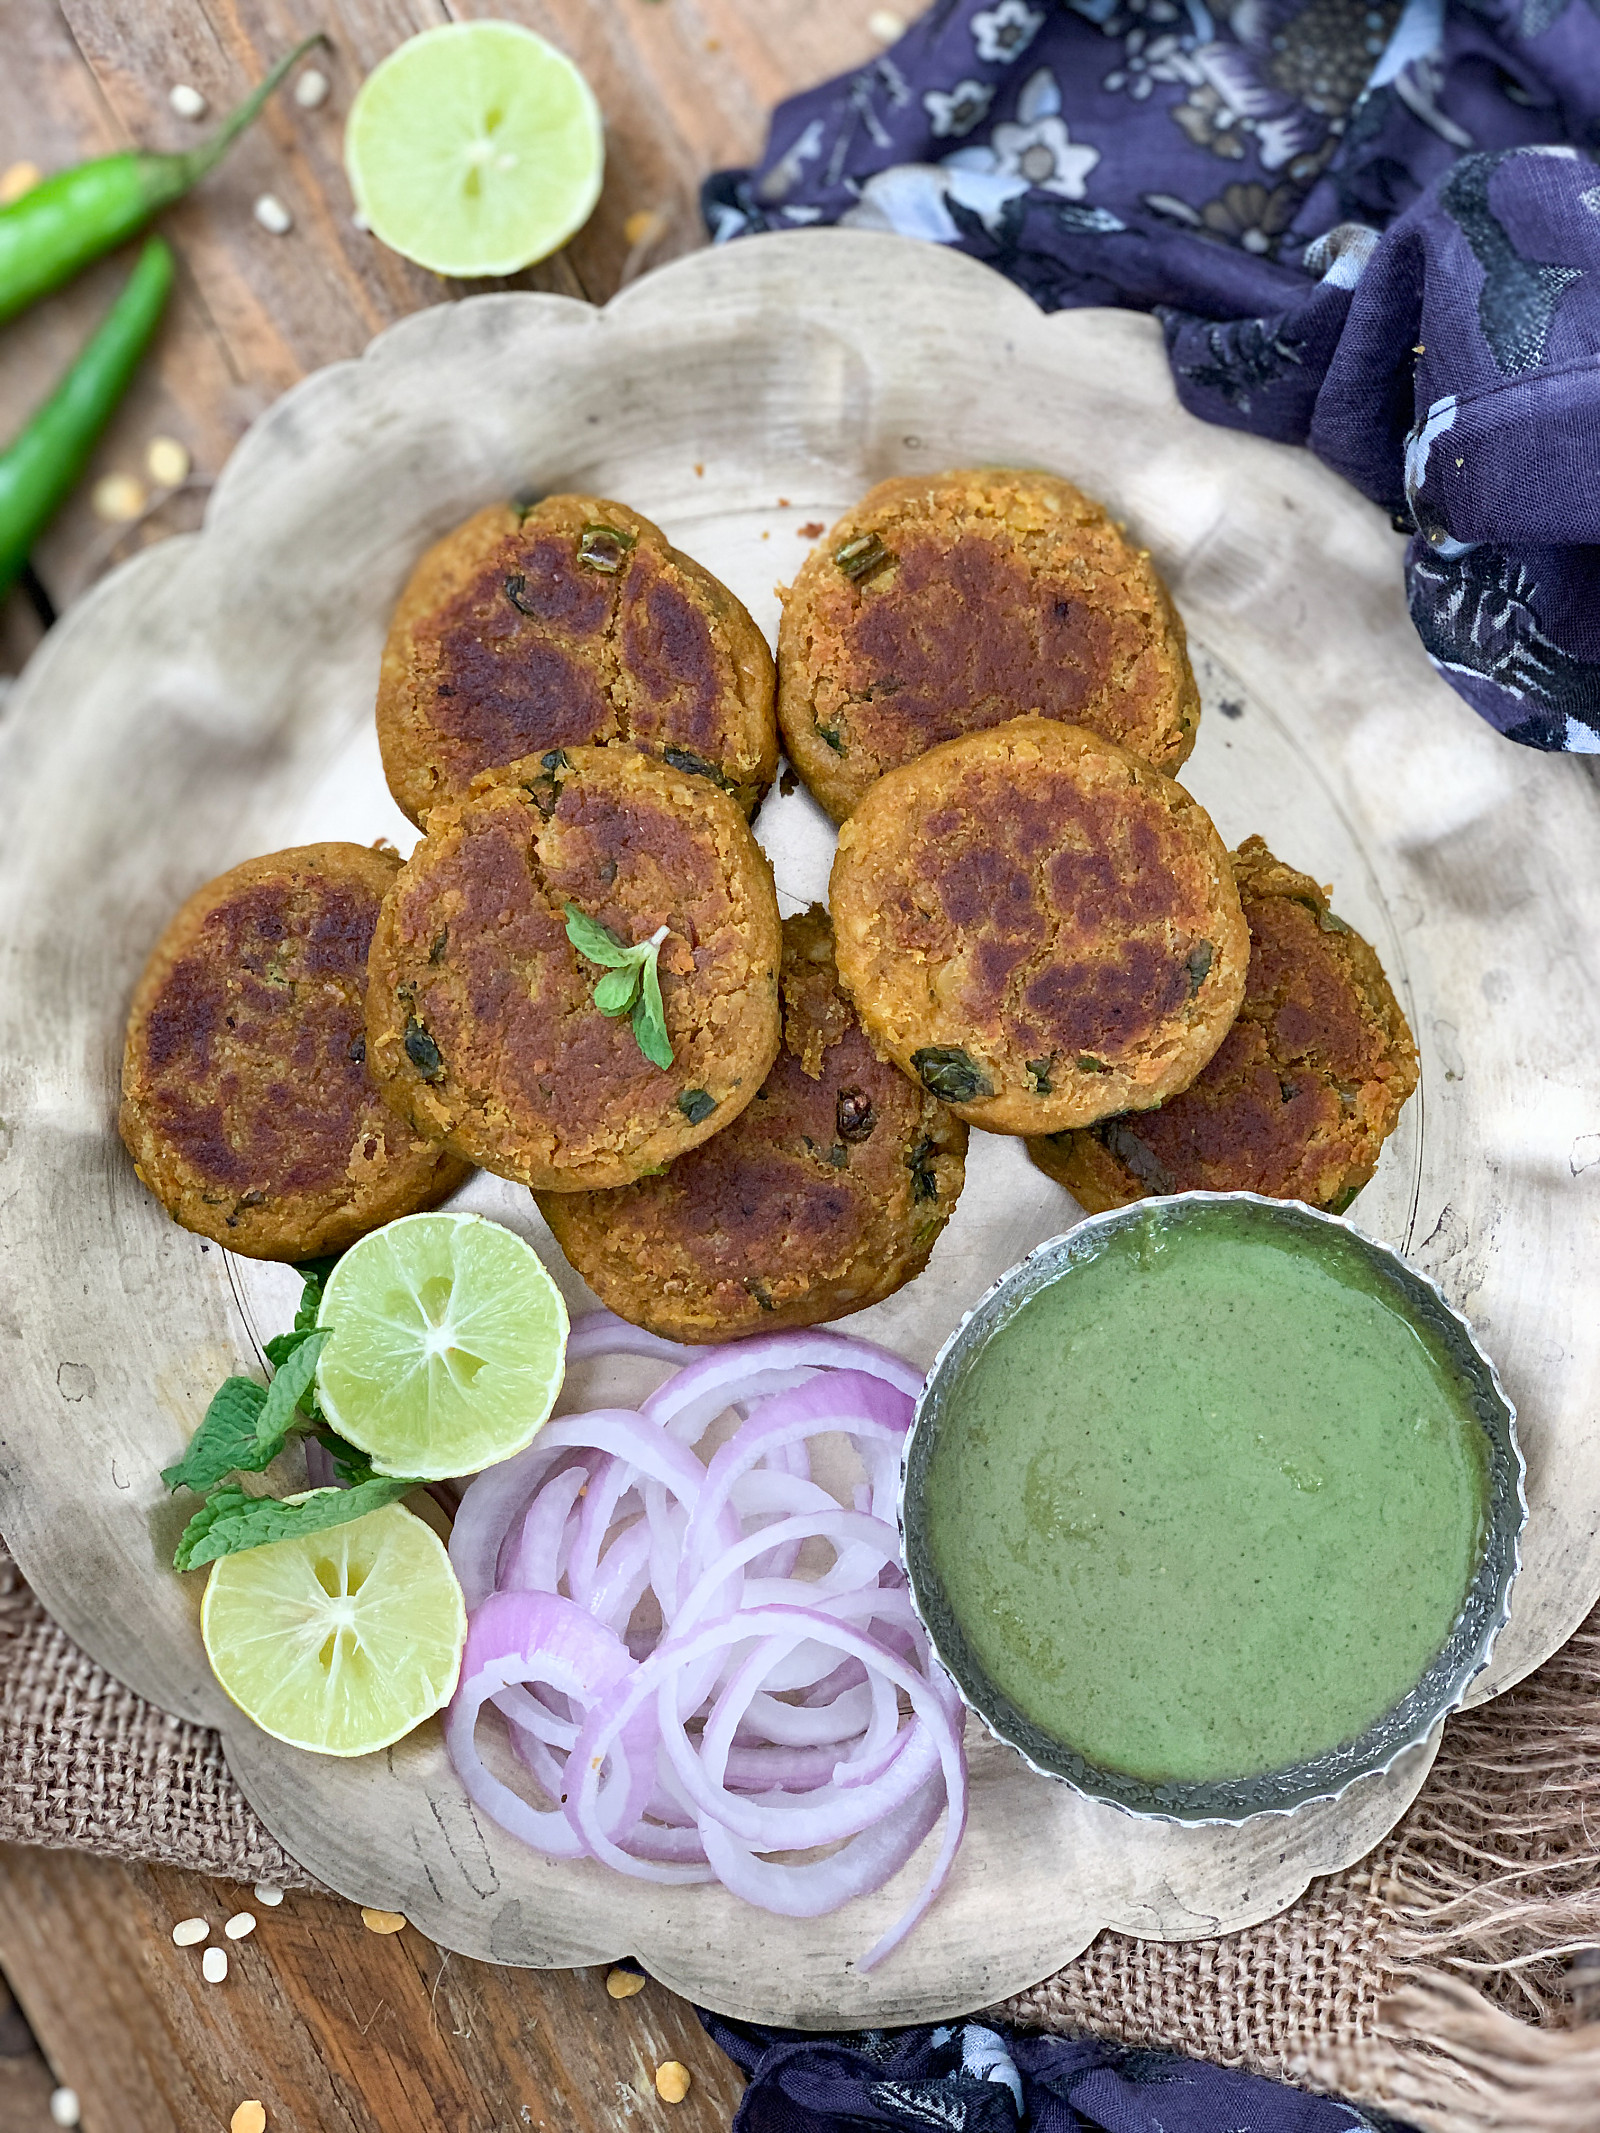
[707,0,1600,751]
[701,2014,1421,2133]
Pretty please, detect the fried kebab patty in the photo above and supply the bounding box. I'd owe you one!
[829,719,1249,1136]
[120,843,470,1260]
[537,906,968,1341]
[1029,835,1418,1212]
[778,467,1199,822]
[377,494,778,825]
[365,746,782,1192]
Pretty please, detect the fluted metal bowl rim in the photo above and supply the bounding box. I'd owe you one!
[898,1190,1526,1827]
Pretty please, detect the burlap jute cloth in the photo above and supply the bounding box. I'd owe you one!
[3,1535,1597,2131]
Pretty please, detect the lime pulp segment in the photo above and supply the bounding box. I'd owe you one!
[345,21,604,277]
[201,1502,467,1757]
[315,1212,569,1481]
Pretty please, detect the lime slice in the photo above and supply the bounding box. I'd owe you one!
[345,22,604,277]
[200,1502,466,1757]
[316,1212,568,1480]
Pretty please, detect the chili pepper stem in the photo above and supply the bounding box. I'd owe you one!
[163,32,330,199]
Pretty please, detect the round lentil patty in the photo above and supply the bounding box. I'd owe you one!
[536,905,967,1341]
[377,494,777,825]
[778,467,1199,822]
[829,718,1249,1136]
[365,746,781,1192]
[120,843,470,1261]
[1029,835,1418,1212]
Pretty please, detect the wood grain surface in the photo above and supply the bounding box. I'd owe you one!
[0,3,882,2125]
[0,1844,748,2132]
[0,0,882,668]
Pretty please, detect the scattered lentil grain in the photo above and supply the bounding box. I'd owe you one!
[253,194,293,235]
[294,67,330,109]
[91,472,146,523]
[606,1966,647,1999]
[253,1882,285,1907]
[231,2103,268,2133]
[655,2062,692,2104]
[146,435,191,487]
[202,1945,229,1984]
[868,10,906,39]
[168,83,208,119]
[171,1916,210,1947]
[224,1911,257,1940]
[49,2089,80,2129]
[0,161,40,204]
[361,1908,407,1934]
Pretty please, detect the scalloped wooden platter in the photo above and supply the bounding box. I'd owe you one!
[2,232,1599,2026]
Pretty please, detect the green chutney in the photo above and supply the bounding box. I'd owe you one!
[922,1207,1490,1784]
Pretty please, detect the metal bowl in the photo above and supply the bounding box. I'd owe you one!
[898,1191,1526,1825]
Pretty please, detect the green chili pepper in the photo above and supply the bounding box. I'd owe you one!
[0,34,324,325]
[0,237,173,599]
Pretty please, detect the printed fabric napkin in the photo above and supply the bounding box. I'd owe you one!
[700,2016,1421,2133]
[707,0,1600,750]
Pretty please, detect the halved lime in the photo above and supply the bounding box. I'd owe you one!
[201,1502,466,1757]
[316,1212,569,1480]
[345,21,604,277]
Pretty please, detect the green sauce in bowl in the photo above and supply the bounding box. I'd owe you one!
[904,1196,1522,1818]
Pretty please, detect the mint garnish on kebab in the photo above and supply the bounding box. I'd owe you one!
[564,903,674,1069]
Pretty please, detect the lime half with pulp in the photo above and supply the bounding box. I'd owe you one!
[316,1211,569,1480]
[201,1502,467,1756]
[346,21,604,277]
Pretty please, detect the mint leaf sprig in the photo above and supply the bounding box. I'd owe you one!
[564,903,674,1069]
[163,1258,425,1570]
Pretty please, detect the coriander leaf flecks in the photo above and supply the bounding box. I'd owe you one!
[563,903,633,969]
[174,1476,421,1573]
[254,1327,330,1446]
[161,1377,269,1494]
[633,952,672,1069]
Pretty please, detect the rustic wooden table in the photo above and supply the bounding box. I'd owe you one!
[0,4,890,2125]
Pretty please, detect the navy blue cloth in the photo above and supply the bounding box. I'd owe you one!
[707,0,1600,751]
[700,2015,1420,2133]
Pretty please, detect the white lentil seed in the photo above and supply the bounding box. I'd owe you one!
[202,1946,229,1984]
[231,2105,267,2133]
[351,210,371,234]
[145,435,191,488]
[253,194,293,236]
[868,11,906,40]
[224,1911,257,1940]
[169,83,208,120]
[171,1916,210,1947]
[253,1882,285,1907]
[294,68,330,110]
[91,472,146,524]
[49,2089,81,2129]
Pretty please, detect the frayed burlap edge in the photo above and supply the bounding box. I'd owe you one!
[3,1535,1597,2128]
[0,1543,310,1888]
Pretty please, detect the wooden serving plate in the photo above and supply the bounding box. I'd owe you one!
[2,232,1598,2026]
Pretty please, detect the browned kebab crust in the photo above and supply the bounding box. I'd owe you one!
[829,718,1248,1136]
[119,843,471,1261]
[1028,834,1419,1213]
[537,905,968,1341]
[377,495,777,826]
[365,746,782,1193]
[778,467,1199,823]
